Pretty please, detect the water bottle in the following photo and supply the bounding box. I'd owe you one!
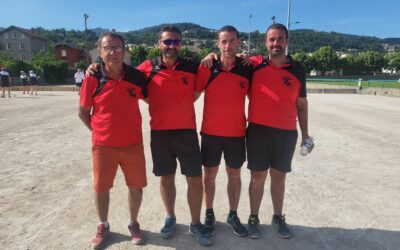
[300,137,314,156]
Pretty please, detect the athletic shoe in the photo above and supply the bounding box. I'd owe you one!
[128,221,145,245]
[204,212,216,235]
[247,217,260,239]
[90,223,110,249]
[188,223,212,246]
[271,215,292,239]
[227,214,248,237]
[160,216,176,239]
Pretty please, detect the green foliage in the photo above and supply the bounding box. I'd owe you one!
[292,52,315,73]
[179,47,193,59]
[312,46,339,75]
[359,51,386,75]
[130,45,147,66]
[196,48,215,61]
[146,48,162,60]
[74,60,87,70]
[6,60,31,76]
[341,55,364,75]
[384,52,400,74]
[31,51,69,82]
[32,27,98,49]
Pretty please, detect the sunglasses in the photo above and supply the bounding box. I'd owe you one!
[161,39,181,46]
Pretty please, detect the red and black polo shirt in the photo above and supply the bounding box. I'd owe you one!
[137,57,199,130]
[80,64,148,147]
[196,57,252,137]
[248,55,306,130]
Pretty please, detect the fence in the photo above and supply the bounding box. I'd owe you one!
[307,78,400,89]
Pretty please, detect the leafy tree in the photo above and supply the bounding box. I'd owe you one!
[384,52,400,74]
[74,60,87,70]
[130,45,147,66]
[359,51,386,75]
[31,51,69,82]
[292,52,315,73]
[146,48,162,60]
[179,47,193,59]
[341,55,364,75]
[312,46,339,75]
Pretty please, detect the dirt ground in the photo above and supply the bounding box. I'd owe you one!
[0,91,399,250]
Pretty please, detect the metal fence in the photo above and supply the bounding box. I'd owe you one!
[307,78,400,89]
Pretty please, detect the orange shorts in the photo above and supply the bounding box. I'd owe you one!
[92,143,147,192]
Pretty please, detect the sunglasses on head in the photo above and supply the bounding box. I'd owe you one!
[161,39,181,46]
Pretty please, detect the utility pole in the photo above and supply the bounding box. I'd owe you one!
[83,13,90,65]
[248,14,252,54]
[271,16,276,24]
[286,0,291,55]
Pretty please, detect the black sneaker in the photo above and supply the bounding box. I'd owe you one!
[189,223,212,246]
[204,212,216,235]
[247,216,260,239]
[227,214,248,237]
[271,215,292,239]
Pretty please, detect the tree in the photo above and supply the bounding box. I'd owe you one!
[130,45,147,66]
[146,48,162,60]
[312,46,339,75]
[292,52,315,74]
[31,51,69,82]
[341,55,364,75]
[179,47,193,59]
[359,51,386,75]
[384,52,400,75]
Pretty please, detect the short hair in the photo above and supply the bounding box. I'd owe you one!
[218,25,239,39]
[266,23,289,39]
[159,25,182,39]
[98,32,125,50]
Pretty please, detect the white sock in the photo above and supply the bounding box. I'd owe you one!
[99,221,109,227]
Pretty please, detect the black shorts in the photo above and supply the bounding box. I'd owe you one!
[246,123,298,173]
[76,81,82,87]
[201,133,245,169]
[21,79,28,86]
[1,81,10,87]
[151,129,202,177]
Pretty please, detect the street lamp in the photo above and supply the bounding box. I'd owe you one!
[271,16,276,24]
[83,13,90,65]
[84,14,89,31]
[285,0,300,55]
[248,14,252,54]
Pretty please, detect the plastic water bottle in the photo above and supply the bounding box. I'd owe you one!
[300,137,314,156]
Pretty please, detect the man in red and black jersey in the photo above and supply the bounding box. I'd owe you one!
[79,32,148,248]
[245,23,312,239]
[137,26,211,246]
[195,25,252,237]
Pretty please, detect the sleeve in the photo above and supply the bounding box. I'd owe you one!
[79,76,98,109]
[136,60,152,78]
[298,64,307,98]
[250,55,263,67]
[195,64,211,93]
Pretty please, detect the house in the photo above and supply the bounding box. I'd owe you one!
[54,44,87,67]
[0,25,47,61]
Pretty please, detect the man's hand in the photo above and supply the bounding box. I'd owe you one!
[85,63,100,77]
[200,53,218,68]
[236,53,251,66]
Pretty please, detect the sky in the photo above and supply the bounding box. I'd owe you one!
[1,0,399,39]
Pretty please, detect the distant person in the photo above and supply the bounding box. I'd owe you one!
[1,67,11,98]
[195,25,252,237]
[28,70,38,95]
[79,32,148,249]
[20,71,29,94]
[74,68,85,95]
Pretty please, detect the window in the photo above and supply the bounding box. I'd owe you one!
[20,43,25,50]
[4,33,9,39]
[21,55,26,61]
[7,43,12,50]
[61,49,67,57]
[13,32,17,39]
[21,33,25,39]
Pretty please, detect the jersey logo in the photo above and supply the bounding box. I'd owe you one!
[126,88,137,98]
[282,76,292,87]
[239,80,246,89]
[181,76,189,85]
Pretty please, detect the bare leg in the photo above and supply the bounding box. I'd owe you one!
[128,188,143,222]
[249,170,268,215]
[226,166,242,211]
[95,191,110,222]
[187,176,203,224]
[269,168,286,215]
[203,166,219,209]
[160,174,176,217]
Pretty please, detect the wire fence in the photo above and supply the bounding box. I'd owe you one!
[307,78,400,89]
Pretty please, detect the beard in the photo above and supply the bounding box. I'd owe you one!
[269,46,285,57]
[164,48,178,58]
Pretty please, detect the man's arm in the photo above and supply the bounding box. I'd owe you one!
[297,97,309,146]
[79,106,92,131]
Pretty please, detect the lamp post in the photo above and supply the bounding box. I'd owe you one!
[84,14,89,31]
[285,0,300,55]
[248,14,252,54]
[271,16,276,24]
[83,13,90,65]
